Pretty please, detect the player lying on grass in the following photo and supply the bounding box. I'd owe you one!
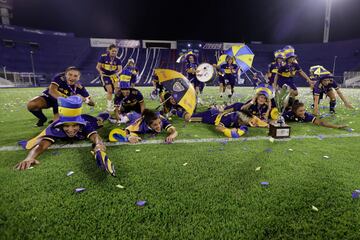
[189,109,253,138]
[312,71,353,115]
[109,109,178,144]
[16,96,116,176]
[282,100,348,129]
[27,66,95,127]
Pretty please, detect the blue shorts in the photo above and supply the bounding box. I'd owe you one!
[41,94,58,114]
[218,75,225,85]
[224,74,236,88]
[190,78,205,93]
[278,78,297,91]
[191,109,219,124]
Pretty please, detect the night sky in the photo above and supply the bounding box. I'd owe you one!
[10,0,360,44]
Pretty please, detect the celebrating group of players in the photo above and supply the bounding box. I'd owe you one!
[16,44,353,176]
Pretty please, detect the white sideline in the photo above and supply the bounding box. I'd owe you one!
[1,133,360,152]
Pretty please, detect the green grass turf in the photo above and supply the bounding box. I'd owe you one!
[1,86,360,239]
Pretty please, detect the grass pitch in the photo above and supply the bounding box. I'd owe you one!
[1,86,360,239]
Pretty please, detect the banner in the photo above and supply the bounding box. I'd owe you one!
[90,38,140,48]
[202,42,223,50]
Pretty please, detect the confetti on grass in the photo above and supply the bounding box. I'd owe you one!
[116,184,125,189]
[75,188,86,193]
[312,206,319,212]
[352,190,360,199]
[28,166,34,169]
[135,149,141,152]
[288,148,294,152]
[260,182,269,187]
[255,167,261,171]
[136,200,147,206]
[264,148,272,153]
[67,171,74,176]
[183,163,188,166]
[269,137,275,143]
[323,155,330,159]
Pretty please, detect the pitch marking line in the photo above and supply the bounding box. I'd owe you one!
[0,133,359,152]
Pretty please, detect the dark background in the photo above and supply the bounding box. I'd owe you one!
[10,0,360,43]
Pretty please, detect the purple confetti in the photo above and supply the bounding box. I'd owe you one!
[220,140,228,145]
[75,188,86,193]
[317,135,324,140]
[136,200,147,206]
[352,190,360,199]
[260,182,269,187]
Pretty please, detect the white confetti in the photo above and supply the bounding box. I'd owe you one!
[323,155,330,159]
[28,166,34,169]
[135,149,140,152]
[269,137,275,143]
[183,162,188,166]
[255,167,261,171]
[116,184,125,189]
[288,148,293,152]
[312,206,319,211]
[67,171,74,176]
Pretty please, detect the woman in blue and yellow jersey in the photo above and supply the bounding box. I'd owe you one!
[189,108,251,138]
[220,55,238,101]
[273,45,314,107]
[96,44,122,112]
[16,96,116,176]
[120,58,139,88]
[266,49,284,85]
[109,109,178,144]
[27,66,94,127]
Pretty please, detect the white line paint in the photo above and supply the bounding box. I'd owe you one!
[1,133,360,152]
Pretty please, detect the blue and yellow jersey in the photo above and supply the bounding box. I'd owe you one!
[277,62,301,79]
[191,109,241,128]
[114,88,144,107]
[19,114,101,150]
[125,113,173,134]
[43,73,89,99]
[282,110,316,123]
[185,62,198,79]
[243,99,269,120]
[313,79,339,96]
[98,53,122,76]
[268,62,281,83]
[120,66,138,82]
[220,63,238,75]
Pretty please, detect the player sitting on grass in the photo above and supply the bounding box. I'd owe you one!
[112,81,145,124]
[312,71,353,115]
[109,109,178,144]
[282,100,348,129]
[16,96,116,176]
[189,109,253,138]
[161,92,191,121]
[27,66,95,127]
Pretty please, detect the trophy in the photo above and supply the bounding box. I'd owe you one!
[268,85,291,139]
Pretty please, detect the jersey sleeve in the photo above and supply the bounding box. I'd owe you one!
[160,116,173,131]
[76,84,90,97]
[98,55,105,64]
[304,112,316,123]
